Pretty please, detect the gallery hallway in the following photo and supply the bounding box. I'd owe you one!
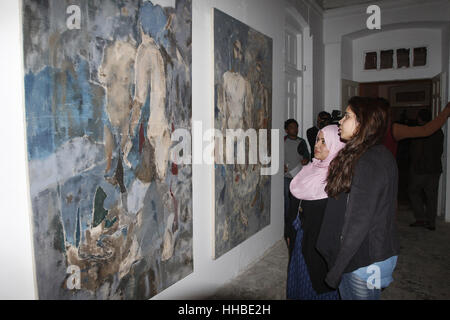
[210,205,450,300]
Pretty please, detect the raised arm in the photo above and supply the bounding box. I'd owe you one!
[393,102,450,141]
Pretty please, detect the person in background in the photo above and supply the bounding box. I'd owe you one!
[287,124,345,300]
[330,110,343,125]
[307,112,332,161]
[284,119,310,257]
[377,98,450,158]
[408,109,444,231]
[317,97,399,300]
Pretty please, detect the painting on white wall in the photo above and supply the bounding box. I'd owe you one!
[213,8,272,259]
[22,0,192,299]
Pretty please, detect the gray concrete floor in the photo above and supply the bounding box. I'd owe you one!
[210,205,450,300]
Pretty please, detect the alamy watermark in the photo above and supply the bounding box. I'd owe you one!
[66,265,81,290]
[170,121,279,176]
[367,5,381,30]
[366,265,381,290]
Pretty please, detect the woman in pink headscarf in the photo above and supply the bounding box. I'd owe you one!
[286,124,345,300]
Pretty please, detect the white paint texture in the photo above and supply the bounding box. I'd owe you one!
[28,137,104,197]
[151,0,176,8]
[134,36,170,180]
[127,179,151,215]
[218,71,253,130]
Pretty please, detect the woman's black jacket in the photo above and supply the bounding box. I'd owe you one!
[316,144,400,289]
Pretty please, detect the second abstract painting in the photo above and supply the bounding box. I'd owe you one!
[213,8,273,259]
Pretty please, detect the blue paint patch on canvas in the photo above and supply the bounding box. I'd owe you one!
[139,2,169,48]
[25,67,56,159]
[25,59,105,160]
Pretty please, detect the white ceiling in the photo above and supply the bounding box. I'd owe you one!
[316,0,384,10]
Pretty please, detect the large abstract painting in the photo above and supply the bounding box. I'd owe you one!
[213,9,272,258]
[22,0,192,299]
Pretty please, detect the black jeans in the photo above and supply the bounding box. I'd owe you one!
[408,172,441,228]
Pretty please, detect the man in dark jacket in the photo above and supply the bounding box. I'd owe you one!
[408,109,444,231]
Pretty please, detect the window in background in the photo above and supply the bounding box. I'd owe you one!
[364,51,377,70]
[380,49,394,69]
[397,48,410,68]
[413,47,427,67]
[285,29,303,122]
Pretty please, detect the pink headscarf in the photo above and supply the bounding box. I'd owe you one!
[289,125,345,200]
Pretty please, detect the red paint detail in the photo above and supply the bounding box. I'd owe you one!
[172,123,175,133]
[171,162,178,175]
[139,122,145,154]
[235,174,239,182]
[171,192,177,210]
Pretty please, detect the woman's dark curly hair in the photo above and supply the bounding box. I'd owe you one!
[325,97,390,198]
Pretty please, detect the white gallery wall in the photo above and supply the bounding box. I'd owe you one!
[0,0,295,299]
[341,36,353,81]
[352,28,442,83]
[0,1,36,299]
[323,0,450,111]
[310,7,326,123]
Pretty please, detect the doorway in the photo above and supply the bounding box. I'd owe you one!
[359,79,433,206]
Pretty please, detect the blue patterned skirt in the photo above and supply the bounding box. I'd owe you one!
[286,216,340,300]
